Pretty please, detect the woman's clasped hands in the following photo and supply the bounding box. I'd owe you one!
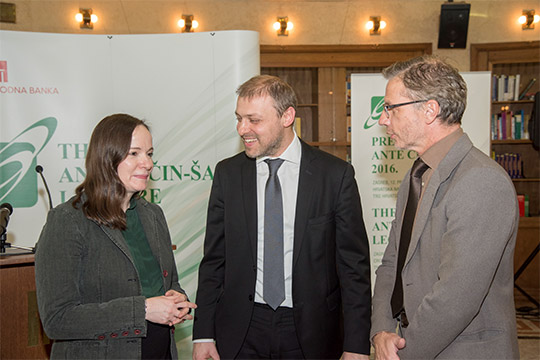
[145,290,197,326]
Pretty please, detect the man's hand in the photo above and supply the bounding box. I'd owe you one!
[373,331,406,360]
[342,351,370,360]
[193,342,220,360]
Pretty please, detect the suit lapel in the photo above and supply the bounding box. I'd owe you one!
[100,223,134,263]
[137,201,162,262]
[80,190,136,266]
[241,156,258,264]
[405,134,474,265]
[406,172,439,264]
[99,201,163,282]
[293,141,316,267]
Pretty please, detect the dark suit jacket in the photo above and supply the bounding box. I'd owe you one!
[193,140,371,359]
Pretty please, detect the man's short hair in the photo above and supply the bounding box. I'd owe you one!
[383,55,467,125]
[236,75,297,117]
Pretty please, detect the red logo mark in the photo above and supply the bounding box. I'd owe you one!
[0,61,7,83]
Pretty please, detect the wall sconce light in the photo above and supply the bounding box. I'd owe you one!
[366,16,386,35]
[518,9,539,30]
[178,14,198,32]
[75,8,98,29]
[273,16,293,36]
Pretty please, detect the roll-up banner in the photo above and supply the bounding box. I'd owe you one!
[0,30,259,356]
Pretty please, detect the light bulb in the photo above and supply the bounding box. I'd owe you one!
[90,14,98,23]
[534,14,540,23]
[178,19,185,28]
[518,15,527,24]
[75,13,83,22]
[287,22,293,30]
[192,20,199,29]
[380,20,387,29]
[365,21,374,30]
[273,21,281,31]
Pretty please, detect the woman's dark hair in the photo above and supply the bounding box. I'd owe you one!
[73,113,149,230]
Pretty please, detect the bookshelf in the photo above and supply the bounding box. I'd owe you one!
[260,44,432,162]
[471,41,540,296]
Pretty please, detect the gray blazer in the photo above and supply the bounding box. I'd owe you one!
[35,196,184,359]
[371,133,520,359]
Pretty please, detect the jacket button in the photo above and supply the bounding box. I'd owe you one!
[98,335,105,340]
[248,294,253,301]
[122,331,129,337]
[110,333,118,338]
[134,329,141,335]
[163,270,168,277]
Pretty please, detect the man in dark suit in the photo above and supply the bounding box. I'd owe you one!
[192,75,371,360]
[371,56,519,359]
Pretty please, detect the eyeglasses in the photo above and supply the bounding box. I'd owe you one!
[383,99,428,117]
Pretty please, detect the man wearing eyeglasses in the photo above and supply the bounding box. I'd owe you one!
[371,56,519,360]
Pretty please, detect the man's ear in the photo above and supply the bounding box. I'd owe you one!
[424,99,440,125]
[281,106,296,128]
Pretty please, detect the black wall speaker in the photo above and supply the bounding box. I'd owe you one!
[437,3,471,49]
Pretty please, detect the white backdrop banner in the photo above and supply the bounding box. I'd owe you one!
[0,30,259,357]
[351,72,491,289]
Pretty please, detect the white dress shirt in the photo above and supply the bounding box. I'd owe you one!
[193,135,301,343]
[254,135,301,308]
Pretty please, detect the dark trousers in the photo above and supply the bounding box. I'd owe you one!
[236,303,304,359]
[142,321,172,360]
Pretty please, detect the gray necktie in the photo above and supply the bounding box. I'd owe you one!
[263,158,285,310]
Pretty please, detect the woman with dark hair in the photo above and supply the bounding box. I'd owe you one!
[35,113,196,359]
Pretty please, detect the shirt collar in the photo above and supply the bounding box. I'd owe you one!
[421,127,463,170]
[127,196,138,211]
[256,134,302,166]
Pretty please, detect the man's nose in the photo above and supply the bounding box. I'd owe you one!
[379,111,389,126]
[237,120,248,135]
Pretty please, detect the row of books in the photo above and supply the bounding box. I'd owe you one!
[347,116,351,142]
[493,152,524,179]
[491,110,530,140]
[492,74,536,102]
[517,194,531,217]
[346,74,351,105]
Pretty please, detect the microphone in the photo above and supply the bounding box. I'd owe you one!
[36,165,54,210]
[0,203,13,236]
[0,203,35,254]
